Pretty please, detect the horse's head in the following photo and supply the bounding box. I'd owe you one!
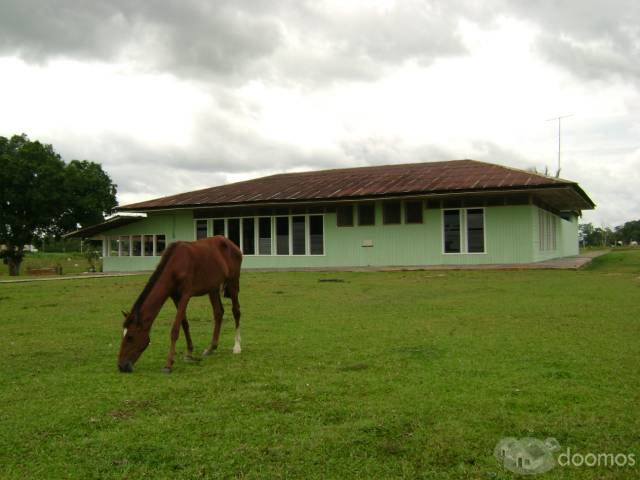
[117,310,150,373]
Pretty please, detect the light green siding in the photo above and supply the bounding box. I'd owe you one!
[102,211,194,271]
[560,214,579,257]
[98,202,580,272]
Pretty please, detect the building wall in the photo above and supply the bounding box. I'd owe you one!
[560,213,580,257]
[530,206,580,262]
[102,211,194,271]
[99,202,584,271]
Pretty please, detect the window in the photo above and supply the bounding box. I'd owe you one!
[443,210,461,253]
[109,237,118,256]
[189,214,324,257]
[119,236,130,256]
[337,205,354,227]
[538,209,557,251]
[309,216,324,255]
[242,218,255,255]
[196,219,208,239]
[405,201,423,223]
[358,203,375,226]
[143,235,154,256]
[258,217,272,255]
[213,219,225,236]
[156,235,166,255]
[276,217,289,255]
[227,219,240,247]
[444,209,485,254]
[383,201,401,224]
[466,209,485,253]
[292,216,306,255]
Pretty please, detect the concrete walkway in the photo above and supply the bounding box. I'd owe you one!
[0,272,143,284]
[0,251,610,283]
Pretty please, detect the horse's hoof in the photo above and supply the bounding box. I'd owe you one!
[202,347,217,356]
[162,367,172,374]
[233,346,242,354]
[184,355,201,363]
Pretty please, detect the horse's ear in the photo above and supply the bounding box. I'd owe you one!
[122,310,129,318]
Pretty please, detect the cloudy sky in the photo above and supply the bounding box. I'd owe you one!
[1,0,638,226]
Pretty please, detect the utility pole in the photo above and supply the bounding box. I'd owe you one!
[546,114,573,177]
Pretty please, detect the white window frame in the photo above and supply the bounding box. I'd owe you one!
[196,214,326,256]
[442,207,487,255]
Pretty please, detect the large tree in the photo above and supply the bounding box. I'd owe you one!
[0,134,117,275]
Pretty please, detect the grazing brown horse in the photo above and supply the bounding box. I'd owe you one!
[117,236,243,373]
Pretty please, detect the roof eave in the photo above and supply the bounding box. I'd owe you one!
[116,183,594,213]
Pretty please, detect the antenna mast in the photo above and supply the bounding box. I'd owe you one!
[546,114,573,177]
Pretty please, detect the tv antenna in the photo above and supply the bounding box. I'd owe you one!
[546,114,573,177]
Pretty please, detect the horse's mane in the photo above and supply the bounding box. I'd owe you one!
[124,242,179,327]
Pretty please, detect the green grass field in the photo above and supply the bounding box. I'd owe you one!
[1,251,639,479]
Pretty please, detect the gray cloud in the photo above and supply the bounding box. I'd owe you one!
[0,0,470,84]
[0,0,283,79]
[2,0,638,85]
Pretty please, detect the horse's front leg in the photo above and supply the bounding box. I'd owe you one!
[172,294,196,362]
[164,295,190,373]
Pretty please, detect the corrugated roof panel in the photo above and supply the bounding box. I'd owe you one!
[118,159,593,210]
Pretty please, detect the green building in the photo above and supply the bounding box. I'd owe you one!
[70,160,594,271]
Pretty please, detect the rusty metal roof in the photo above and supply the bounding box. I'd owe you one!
[118,159,594,211]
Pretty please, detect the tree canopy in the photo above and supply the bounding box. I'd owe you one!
[0,134,117,275]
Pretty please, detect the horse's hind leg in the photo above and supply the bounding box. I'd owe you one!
[172,294,195,361]
[203,290,223,356]
[230,286,241,354]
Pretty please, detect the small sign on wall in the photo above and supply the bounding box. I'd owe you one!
[362,239,374,247]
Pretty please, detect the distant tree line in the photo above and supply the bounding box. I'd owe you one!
[579,220,640,247]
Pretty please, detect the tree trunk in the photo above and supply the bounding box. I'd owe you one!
[7,256,22,276]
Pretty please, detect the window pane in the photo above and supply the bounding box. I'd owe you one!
[132,235,142,256]
[143,235,153,256]
[538,209,545,250]
[156,235,166,255]
[292,216,306,255]
[228,219,240,247]
[109,237,118,256]
[467,209,485,253]
[309,216,324,255]
[358,204,375,226]
[382,201,401,224]
[196,219,208,239]
[443,210,461,253]
[405,201,423,223]
[242,218,255,255]
[119,236,130,256]
[213,219,225,236]
[276,217,289,255]
[258,217,272,255]
[336,205,354,226]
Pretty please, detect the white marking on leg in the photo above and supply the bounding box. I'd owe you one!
[233,326,241,354]
[123,328,128,337]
